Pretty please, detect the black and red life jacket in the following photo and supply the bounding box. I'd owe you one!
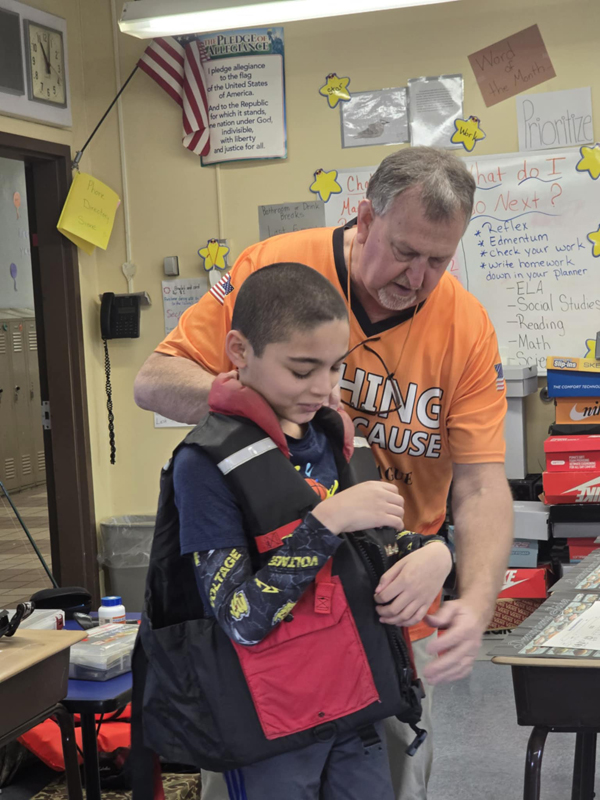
[138,375,424,772]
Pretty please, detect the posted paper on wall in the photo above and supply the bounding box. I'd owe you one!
[407,75,463,148]
[340,88,408,149]
[258,201,325,240]
[199,28,286,165]
[517,88,594,152]
[468,24,556,107]
[161,277,207,335]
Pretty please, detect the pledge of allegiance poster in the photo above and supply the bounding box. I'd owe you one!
[199,28,287,165]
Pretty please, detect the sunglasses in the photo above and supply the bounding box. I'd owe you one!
[340,337,404,418]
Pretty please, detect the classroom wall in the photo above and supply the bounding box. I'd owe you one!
[1,0,597,524]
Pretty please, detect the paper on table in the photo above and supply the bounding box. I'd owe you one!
[407,75,463,148]
[57,172,120,255]
[468,24,556,108]
[516,87,593,152]
[543,599,600,650]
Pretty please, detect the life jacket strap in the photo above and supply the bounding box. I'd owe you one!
[315,557,335,615]
[255,519,302,553]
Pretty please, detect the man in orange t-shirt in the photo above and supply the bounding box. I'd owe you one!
[135,147,513,800]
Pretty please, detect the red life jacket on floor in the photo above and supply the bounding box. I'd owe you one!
[138,375,424,771]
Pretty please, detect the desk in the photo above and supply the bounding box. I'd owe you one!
[63,620,135,800]
[492,653,600,800]
[0,629,86,800]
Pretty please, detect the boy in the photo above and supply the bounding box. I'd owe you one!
[139,263,452,800]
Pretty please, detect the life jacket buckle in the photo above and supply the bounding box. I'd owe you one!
[405,724,428,757]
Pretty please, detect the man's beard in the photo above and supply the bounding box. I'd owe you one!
[377,282,418,311]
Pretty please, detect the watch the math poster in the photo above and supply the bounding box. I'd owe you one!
[199,28,287,165]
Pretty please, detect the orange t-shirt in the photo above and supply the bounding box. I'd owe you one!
[157,226,507,640]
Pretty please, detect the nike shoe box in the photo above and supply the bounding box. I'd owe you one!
[543,470,600,504]
[567,538,600,562]
[544,436,600,472]
[509,474,543,502]
[550,423,600,437]
[549,504,600,537]
[498,566,551,599]
[555,397,600,425]
[546,356,600,398]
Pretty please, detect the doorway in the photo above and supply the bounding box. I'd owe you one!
[0,132,99,604]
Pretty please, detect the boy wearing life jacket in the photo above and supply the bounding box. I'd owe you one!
[139,263,452,799]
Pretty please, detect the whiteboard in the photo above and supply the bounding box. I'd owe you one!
[454,148,600,373]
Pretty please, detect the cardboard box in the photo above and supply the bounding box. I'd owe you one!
[568,538,600,562]
[546,357,600,398]
[499,567,550,599]
[508,539,539,568]
[544,436,600,472]
[543,471,600,504]
[549,503,600,538]
[487,598,543,632]
[513,501,549,540]
[555,397,600,425]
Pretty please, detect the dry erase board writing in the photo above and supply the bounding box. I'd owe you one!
[258,201,325,240]
[323,166,376,227]
[454,148,599,373]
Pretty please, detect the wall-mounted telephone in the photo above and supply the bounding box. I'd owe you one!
[100,292,141,340]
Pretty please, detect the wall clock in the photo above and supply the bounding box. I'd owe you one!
[24,20,67,108]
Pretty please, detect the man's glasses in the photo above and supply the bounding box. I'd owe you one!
[340,337,404,418]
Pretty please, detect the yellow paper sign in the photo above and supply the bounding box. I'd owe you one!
[57,172,120,255]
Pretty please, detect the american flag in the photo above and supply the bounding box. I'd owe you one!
[138,37,211,157]
[209,273,234,305]
[494,362,506,392]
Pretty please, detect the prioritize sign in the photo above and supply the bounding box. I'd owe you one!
[199,27,286,165]
[57,172,120,255]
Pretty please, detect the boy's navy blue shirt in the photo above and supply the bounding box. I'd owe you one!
[175,420,339,556]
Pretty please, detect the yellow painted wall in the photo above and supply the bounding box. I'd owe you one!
[1,0,598,524]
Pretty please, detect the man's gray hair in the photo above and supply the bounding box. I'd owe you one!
[367,146,476,223]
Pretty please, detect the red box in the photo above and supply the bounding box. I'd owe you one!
[545,435,600,472]
[543,471,600,504]
[568,537,600,561]
[487,598,543,631]
[498,567,550,599]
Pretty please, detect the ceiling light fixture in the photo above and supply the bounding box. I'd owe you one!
[119,0,460,39]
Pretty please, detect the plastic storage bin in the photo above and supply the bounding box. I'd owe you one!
[99,515,155,611]
[69,623,139,681]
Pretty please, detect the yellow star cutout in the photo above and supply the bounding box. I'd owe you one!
[309,169,342,203]
[198,239,230,271]
[451,116,486,152]
[584,339,597,359]
[587,225,600,258]
[319,73,351,109]
[576,144,600,180]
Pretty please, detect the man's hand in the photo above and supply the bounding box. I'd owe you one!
[421,599,486,685]
[374,542,452,627]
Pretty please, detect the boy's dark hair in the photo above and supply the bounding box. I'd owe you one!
[231,263,348,356]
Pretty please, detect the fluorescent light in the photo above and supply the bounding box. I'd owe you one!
[119,0,460,38]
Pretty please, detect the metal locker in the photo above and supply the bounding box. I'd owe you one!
[0,319,19,491]
[9,319,35,489]
[24,320,45,484]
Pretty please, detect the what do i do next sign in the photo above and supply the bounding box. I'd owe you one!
[199,28,286,165]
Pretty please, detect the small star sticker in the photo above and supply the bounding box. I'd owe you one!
[319,74,351,108]
[309,169,342,203]
[584,338,597,359]
[198,239,230,271]
[451,116,486,152]
[576,145,600,180]
[587,225,600,257]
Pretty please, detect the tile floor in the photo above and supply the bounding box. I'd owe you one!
[0,484,54,608]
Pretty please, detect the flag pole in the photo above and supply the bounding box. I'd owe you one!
[72,64,139,170]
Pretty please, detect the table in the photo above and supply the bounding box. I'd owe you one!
[62,616,136,800]
[0,629,86,800]
[492,653,600,800]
